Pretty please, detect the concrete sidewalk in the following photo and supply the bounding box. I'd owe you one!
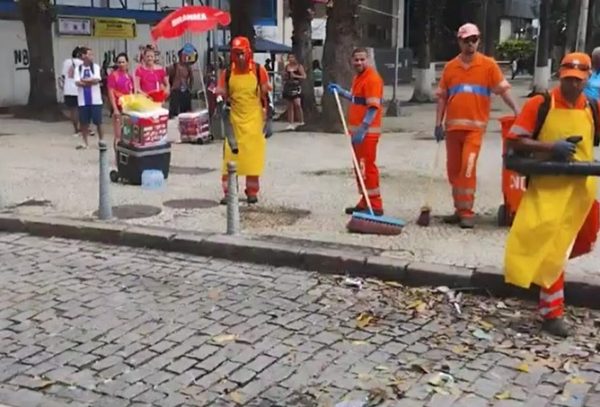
[0,80,598,282]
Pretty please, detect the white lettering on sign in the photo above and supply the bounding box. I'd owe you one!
[510,174,527,191]
[171,13,208,27]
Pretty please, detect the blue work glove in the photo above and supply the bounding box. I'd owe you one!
[434,125,445,142]
[327,83,352,100]
[552,139,577,160]
[351,123,368,145]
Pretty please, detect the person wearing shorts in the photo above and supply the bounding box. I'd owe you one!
[60,46,83,136]
[74,47,104,149]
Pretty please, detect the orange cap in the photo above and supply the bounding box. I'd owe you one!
[457,23,480,39]
[560,52,592,80]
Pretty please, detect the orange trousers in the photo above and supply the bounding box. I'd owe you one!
[539,273,564,320]
[353,134,383,211]
[221,175,259,198]
[445,130,483,218]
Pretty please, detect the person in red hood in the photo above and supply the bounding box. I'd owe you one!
[216,36,271,204]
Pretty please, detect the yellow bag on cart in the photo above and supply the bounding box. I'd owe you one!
[120,94,161,113]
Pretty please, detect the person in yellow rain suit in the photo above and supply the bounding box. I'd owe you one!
[505,53,600,337]
[216,36,271,204]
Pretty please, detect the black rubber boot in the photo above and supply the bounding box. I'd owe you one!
[459,217,475,229]
[247,196,258,205]
[443,213,461,224]
[345,206,362,215]
[542,318,570,338]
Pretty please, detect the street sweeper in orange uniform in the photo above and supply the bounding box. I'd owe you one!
[328,47,385,216]
[435,23,518,229]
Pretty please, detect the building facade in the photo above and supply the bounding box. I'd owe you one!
[0,0,407,106]
[0,0,281,107]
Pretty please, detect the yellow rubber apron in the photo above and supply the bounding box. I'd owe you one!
[221,70,266,176]
[505,96,597,289]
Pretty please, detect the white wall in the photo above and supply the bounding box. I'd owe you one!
[0,18,209,107]
[500,18,512,43]
[0,21,30,106]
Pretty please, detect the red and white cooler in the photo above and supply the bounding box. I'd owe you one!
[111,107,171,185]
[121,108,170,147]
[178,110,212,144]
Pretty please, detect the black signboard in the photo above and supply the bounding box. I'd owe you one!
[373,48,413,85]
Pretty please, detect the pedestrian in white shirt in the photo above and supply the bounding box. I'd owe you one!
[73,47,104,150]
[60,46,83,137]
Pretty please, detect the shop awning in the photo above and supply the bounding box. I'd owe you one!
[218,37,292,54]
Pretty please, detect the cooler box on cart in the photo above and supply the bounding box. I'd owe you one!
[178,110,212,144]
[498,115,526,227]
[113,141,171,185]
[110,108,172,185]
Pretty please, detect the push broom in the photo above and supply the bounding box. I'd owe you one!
[333,90,405,235]
[417,140,442,227]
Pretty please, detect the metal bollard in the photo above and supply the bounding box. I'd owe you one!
[98,140,112,220]
[226,161,240,235]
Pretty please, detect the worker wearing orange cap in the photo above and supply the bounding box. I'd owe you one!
[435,23,519,229]
[504,52,600,337]
[216,36,271,204]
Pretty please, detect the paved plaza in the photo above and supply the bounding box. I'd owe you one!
[2,80,598,279]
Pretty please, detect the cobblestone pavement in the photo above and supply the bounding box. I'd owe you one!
[1,233,600,407]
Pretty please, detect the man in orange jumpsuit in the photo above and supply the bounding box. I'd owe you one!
[327,47,385,216]
[435,23,519,228]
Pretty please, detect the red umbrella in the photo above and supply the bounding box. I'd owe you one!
[151,5,231,41]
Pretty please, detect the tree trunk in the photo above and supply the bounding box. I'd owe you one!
[319,0,361,133]
[532,0,552,94]
[229,0,257,48]
[18,0,62,120]
[565,0,581,53]
[483,0,503,57]
[290,0,319,123]
[466,0,486,45]
[410,0,435,102]
[585,0,596,54]
[587,0,600,53]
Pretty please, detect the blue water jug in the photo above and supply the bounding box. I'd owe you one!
[141,169,165,190]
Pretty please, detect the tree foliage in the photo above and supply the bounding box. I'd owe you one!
[496,39,536,61]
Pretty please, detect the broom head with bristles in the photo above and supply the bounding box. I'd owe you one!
[347,211,405,235]
[416,205,431,227]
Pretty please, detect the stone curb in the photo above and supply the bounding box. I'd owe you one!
[0,214,598,310]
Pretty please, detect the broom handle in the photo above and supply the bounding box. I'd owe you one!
[424,141,442,207]
[333,90,375,216]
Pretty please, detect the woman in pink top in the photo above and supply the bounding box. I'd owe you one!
[107,53,134,148]
[134,47,169,100]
